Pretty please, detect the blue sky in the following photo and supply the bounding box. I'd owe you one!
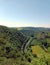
[0,0,50,27]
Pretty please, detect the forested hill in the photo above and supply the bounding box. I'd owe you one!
[0,25,26,52]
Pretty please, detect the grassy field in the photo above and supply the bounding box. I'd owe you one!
[32,45,50,59]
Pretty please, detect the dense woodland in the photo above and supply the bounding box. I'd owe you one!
[0,25,50,65]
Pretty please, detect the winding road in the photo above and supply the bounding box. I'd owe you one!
[21,37,33,53]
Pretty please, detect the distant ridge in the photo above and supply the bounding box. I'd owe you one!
[17,27,50,31]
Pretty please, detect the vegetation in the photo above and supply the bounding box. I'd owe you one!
[0,26,50,65]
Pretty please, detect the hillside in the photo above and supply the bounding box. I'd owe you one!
[0,25,27,58]
[0,25,26,47]
[0,26,50,65]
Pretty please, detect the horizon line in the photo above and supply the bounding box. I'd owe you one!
[0,25,50,28]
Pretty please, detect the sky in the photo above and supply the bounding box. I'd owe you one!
[0,0,50,27]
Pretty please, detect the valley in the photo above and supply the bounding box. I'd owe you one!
[0,25,50,65]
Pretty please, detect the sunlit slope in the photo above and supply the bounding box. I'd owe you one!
[32,45,50,59]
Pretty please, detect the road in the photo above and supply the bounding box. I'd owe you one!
[21,37,33,53]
